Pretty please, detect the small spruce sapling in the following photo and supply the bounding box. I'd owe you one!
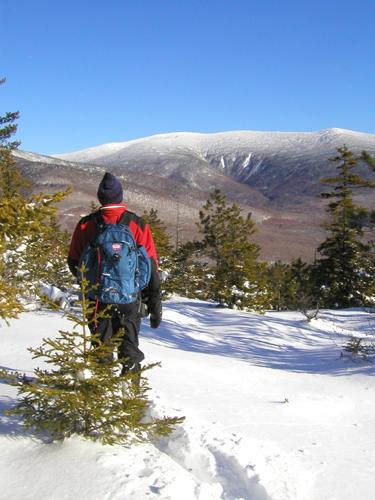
[2,266,184,445]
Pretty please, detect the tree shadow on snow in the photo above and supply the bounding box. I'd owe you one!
[142,300,375,376]
[0,367,40,439]
[0,397,25,437]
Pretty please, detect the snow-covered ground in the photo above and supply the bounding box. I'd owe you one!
[1,297,375,500]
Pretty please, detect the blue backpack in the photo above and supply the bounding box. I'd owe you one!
[78,212,151,304]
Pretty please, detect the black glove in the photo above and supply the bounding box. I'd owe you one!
[146,296,162,329]
[150,305,162,328]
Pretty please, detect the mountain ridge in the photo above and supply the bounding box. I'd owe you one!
[13,128,375,261]
[53,127,375,160]
[52,128,375,206]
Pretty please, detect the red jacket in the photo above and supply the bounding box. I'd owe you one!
[68,204,160,297]
[68,203,158,265]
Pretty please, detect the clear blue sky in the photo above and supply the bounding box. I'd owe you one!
[2,0,375,154]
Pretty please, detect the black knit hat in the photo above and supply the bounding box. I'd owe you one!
[97,172,123,205]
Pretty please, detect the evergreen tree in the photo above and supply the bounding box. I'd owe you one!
[0,78,28,198]
[0,146,29,199]
[141,208,210,299]
[0,78,28,319]
[166,240,208,299]
[195,189,269,310]
[141,208,176,296]
[0,189,73,303]
[0,253,24,323]
[0,79,19,151]
[1,269,183,445]
[266,259,314,311]
[361,151,375,234]
[289,257,316,311]
[361,151,375,290]
[267,261,294,311]
[0,78,73,319]
[312,147,375,308]
[142,208,174,264]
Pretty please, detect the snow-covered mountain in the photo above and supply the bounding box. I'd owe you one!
[13,128,375,261]
[54,128,375,204]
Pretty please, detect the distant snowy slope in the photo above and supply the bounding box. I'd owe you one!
[55,129,375,164]
[12,150,78,167]
[53,128,375,202]
[12,128,375,261]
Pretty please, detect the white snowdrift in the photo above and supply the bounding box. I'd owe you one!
[1,297,375,500]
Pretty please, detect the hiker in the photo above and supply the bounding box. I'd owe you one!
[67,172,162,375]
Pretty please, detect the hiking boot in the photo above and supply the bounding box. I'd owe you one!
[120,362,141,394]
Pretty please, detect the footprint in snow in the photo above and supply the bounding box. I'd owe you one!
[152,423,270,500]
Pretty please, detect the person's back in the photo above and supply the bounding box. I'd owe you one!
[68,172,162,375]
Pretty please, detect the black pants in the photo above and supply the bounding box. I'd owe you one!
[90,301,144,369]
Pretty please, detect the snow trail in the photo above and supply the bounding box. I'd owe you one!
[153,424,270,500]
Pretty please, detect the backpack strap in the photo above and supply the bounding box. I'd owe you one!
[119,211,133,227]
[119,210,146,231]
[87,209,145,237]
[92,210,105,227]
[81,211,105,245]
